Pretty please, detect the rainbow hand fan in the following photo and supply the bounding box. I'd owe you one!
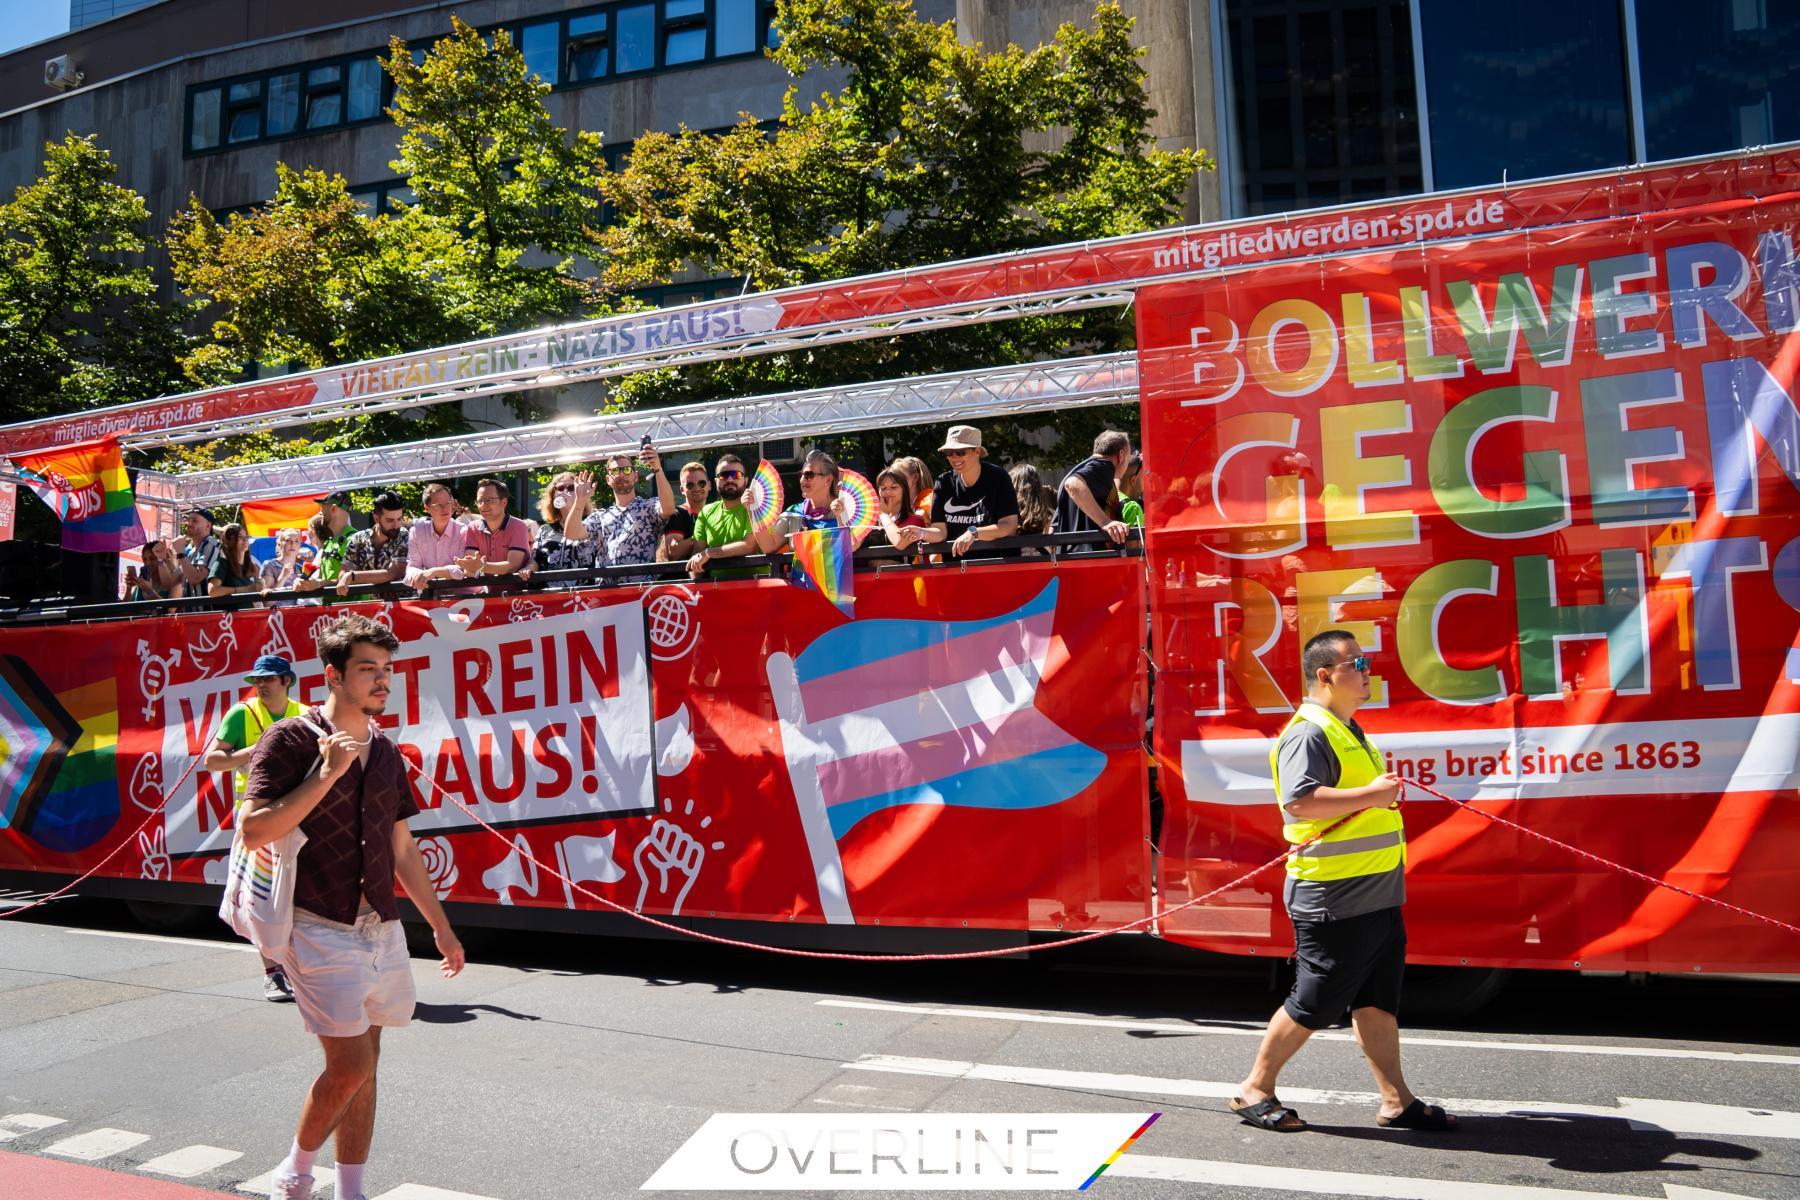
[745,459,786,531]
[835,467,879,549]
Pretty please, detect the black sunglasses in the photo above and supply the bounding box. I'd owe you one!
[716,469,744,479]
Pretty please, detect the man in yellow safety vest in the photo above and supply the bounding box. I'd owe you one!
[1229,629,1457,1133]
[204,653,309,1003]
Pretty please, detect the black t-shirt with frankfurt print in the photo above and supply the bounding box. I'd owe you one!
[930,460,1020,558]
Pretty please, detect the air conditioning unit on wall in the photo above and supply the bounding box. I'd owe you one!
[44,55,84,91]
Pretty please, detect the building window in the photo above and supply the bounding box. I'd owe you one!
[716,0,759,57]
[567,13,610,81]
[186,50,387,157]
[615,4,656,74]
[347,57,384,122]
[185,2,781,158]
[267,72,300,136]
[305,65,345,129]
[1417,0,1631,190]
[1224,0,1422,216]
[519,20,561,84]
[225,80,262,143]
[1636,0,1799,160]
[189,88,221,151]
[664,0,708,65]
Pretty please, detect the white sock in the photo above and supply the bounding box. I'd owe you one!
[335,1161,366,1197]
[279,1138,317,1178]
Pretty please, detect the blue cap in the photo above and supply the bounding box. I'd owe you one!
[245,655,293,681]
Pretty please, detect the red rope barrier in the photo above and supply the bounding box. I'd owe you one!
[0,753,204,920]
[1396,776,1800,938]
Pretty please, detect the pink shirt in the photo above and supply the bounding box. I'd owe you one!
[405,516,467,586]
[462,514,531,571]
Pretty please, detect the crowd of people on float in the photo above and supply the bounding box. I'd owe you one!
[121,426,1144,603]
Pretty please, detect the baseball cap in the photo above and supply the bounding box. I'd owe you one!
[184,507,215,525]
[319,491,354,509]
[245,654,293,681]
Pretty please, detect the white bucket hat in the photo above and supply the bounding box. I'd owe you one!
[939,425,985,454]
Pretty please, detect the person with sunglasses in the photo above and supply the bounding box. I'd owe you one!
[686,454,759,578]
[661,460,711,562]
[1230,630,1455,1136]
[570,443,677,583]
[924,425,1019,558]
[533,470,599,574]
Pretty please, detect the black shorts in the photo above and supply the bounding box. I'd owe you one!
[1283,906,1406,1030]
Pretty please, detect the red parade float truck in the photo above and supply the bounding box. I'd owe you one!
[2,143,1797,1012]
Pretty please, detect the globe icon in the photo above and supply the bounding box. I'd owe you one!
[646,592,692,652]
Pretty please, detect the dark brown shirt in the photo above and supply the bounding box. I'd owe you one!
[243,713,419,925]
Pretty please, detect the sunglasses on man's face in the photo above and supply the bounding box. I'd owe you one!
[683,480,709,489]
[717,470,744,480]
[1334,656,1371,673]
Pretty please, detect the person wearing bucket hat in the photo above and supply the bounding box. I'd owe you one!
[202,653,309,1002]
[925,424,1019,558]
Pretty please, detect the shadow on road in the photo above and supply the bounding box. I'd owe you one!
[412,1001,542,1024]
[1308,1113,1760,1174]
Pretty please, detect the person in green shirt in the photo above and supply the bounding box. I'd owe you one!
[296,492,357,591]
[202,654,309,1002]
[685,454,762,580]
[1119,452,1145,528]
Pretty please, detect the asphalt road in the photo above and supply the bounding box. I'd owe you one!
[2,897,1797,1200]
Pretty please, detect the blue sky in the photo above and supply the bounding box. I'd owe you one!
[0,1,70,56]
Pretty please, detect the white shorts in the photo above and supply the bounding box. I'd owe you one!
[286,909,417,1038]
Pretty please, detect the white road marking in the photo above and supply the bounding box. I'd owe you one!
[66,927,257,952]
[845,1054,1800,1140]
[42,1127,151,1160]
[370,1185,505,1199]
[817,999,1800,1066]
[238,1166,335,1194]
[0,1113,66,1141]
[139,1143,245,1177]
[1108,1156,1755,1199]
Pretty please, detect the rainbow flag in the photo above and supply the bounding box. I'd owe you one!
[241,493,325,538]
[790,527,856,617]
[0,658,119,853]
[12,436,144,553]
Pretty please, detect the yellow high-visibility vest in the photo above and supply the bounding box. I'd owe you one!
[1269,701,1405,883]
[233,696,308,798]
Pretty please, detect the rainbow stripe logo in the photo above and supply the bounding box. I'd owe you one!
[1078,1112,1160,1189]
[0,656,120,852]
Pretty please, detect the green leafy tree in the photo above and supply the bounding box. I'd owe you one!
[384,15,611,326]
[601,0,1209,468]
[166,17,622,458]
[0,134,196,421]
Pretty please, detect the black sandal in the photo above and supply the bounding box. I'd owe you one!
[1230,1096,1308,1132]
[1376,1098,1457,1131]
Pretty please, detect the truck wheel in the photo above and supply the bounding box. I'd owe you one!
[1403,965,1511,1020]
[125,899,214,935]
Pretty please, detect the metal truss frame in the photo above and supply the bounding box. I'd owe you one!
[148,353,1139,506]
[116,289,1136,450]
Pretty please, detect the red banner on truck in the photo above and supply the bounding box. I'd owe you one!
[0,561,1150,932]
[1139,193,1800,972]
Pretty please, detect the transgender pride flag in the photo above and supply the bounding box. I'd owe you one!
[766,580,1103,924]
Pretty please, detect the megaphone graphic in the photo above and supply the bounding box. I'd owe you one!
[481,833,539,905]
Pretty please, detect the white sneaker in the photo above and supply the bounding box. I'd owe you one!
[269,1172,311,1199]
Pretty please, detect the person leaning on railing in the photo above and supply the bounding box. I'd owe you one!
[207,523,270,597]
[684,454,759,579]
[535,470,599,573]
[865,466,926,557]
[923,425,1020,558]
[459,478,533,579]
[404,483,468,588]
[125,538,187,601]
[334,492,410,596]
